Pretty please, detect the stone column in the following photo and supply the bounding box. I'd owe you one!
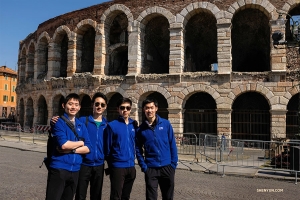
[47,100,54,126]
[217,109,231,138]
[67,33,77,76]
[33,49,38,81]
[217,23,232,74]
[127,22,142,75]
[168,108,183,134]
[47,42,57,79]
[169,23,184,74]
[270,109,287,140]
[94,25,104,75]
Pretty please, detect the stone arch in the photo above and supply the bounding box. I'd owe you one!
[26,40,36,54]
[37,31,51,44]
[136,6,175,25]
[52,93,65,116]
[52,25,72,43]
[227,1,276,21]
[181,4,218,72]
[136,8,174,74]
[78,93,92,117]
[101,5,133,75]
[105,92,123,121]
[177,2,220,27]
[231,5,271,72]
[181,83,223,109]
[75,19,97,73]
[274,1,300,14]
[228,83,275,109]
[102,86,127,99]
[18,98,25,127]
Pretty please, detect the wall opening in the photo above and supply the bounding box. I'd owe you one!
[79,95,92,117]
[286,93,299,139]
[26,43,35,81]
[25,98,34,129]
[37,37,49,79]
[107,93,123,121]
[80,26,95,73]
[37,96,48,125]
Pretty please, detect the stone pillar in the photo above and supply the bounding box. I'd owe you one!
[67,33,77,76]
[33,103,39,127]
[169,23,184,74]
[47,42,58,79]
[270,20,287,72]
[127,22,142,75]
[270,109,287,140]
[217,109,231,138]
[47,100,54,126]
[217,23,232,74]
[94,24,104,75]
[168,108,183,134]
[33,49,38,81]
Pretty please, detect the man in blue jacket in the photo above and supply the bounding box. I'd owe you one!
[135,98,178,200]
[75,92,108,200]
[104,97,137,200]
[46,93,91,200]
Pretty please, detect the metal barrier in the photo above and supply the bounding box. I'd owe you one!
[0,122,22,141]
[198,133,300,184]
[175,133,198,162]
[33,124,50,143]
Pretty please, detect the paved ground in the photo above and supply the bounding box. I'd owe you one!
[0,146,299,200]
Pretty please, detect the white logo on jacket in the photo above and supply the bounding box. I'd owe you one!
[159,127,163,130]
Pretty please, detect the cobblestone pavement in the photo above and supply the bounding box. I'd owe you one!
[1,146,299,200]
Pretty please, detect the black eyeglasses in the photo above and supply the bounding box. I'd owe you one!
[94,102,106,108]
[119,106,131,111]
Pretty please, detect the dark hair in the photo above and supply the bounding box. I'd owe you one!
[91,92,107,104]
[142,98,158,108]
[116,97,132,107]
[64,93,80,105]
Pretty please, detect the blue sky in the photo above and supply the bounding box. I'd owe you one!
[0,0,110,71]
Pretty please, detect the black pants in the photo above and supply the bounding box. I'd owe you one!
[75,164,104,200]
[145,165,175,200]
[109,167,136,200]
[45,168,79,200]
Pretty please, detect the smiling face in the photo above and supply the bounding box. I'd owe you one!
[62,98,81,118]
[143,102,158,121]
[93,97,107,116]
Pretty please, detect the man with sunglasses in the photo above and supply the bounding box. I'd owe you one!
[104,97,137,200]
[75,92,108,200]
[51,92,108,200]
[135,98,178,200]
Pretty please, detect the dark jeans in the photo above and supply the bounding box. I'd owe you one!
[75,164,104,200]
[45,168,79,200]
[109,167,136,200]
[144,165,175,200]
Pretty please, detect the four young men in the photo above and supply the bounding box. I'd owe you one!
[46,93,177,200]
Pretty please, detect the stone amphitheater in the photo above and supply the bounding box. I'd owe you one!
[16,0,300,140]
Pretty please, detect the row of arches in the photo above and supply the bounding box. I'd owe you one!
[18,91,299,140]
[18,2,300,83]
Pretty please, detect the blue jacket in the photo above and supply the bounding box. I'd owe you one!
[104,116,137,168]
[50,113,92,172]
[78,115,107,166]
[135,115,178,172]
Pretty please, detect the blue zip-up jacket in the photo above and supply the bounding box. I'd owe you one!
[79,115,107,166]
[49,113,92,172]
[104,116,136,168]
[135,115,178,172]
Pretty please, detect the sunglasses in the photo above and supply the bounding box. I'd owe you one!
[119,106,131,111]
[94,102,106,108]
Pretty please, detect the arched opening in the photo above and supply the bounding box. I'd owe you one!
[184,11,217,72]
[53,95,64,116]
[232,8,270,72]
[286,93,299,139]
[37,96,48,125]
[25,98,34,129]
[107,93,123,122]
[37,37,49,79]
[143,16,169,74]
[109,13,128,45]
[142,92,168,121]
[79,26,95,73]
[26,43,35,81]
[109,46,128,75]
[232,92,270,140]
[79,95,92,117]
[184,92,217,134]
